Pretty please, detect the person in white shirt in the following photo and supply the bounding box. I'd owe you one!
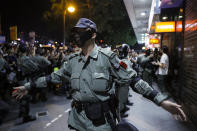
[154,46,169,93]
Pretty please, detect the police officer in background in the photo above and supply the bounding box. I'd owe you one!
[13,18,186,131]
[117,44,133,118]
[31,47,51,102]
[135,50,145,77]
[16,44,37,123]
[141,49,154,86]
[31,47,51,72]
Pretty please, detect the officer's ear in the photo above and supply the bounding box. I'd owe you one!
[92,32,96,39]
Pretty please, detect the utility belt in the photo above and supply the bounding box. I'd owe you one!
[72,96,117,129]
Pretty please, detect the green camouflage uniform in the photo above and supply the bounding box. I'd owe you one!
[116,58,132,112]
[17,55,39,119]
[18,56,39,78]
[138,54,153,86]
[30,54,51,100]
[24,44,168,131]
[31,55,51,69]
[136,54,145,77]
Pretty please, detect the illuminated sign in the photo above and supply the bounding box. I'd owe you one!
[176,21,183,32]
[155,22,175,32]
[40,45,55,48]
[9,26,17,41]
[149,34,161,46]
[185,19,197,32]
[150,38,160,44]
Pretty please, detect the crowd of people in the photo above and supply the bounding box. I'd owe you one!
[0,42,80,124]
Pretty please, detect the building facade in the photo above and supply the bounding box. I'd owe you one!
[182,0,197,125]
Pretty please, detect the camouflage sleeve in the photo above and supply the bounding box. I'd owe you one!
[109,54,168,106]
[130,77,168,106]
[24,61,71,89]
[21,59,39,74]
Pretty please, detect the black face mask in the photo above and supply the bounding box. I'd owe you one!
[71,30,93,47]
[119,46,129,59]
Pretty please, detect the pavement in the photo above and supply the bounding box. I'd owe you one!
[0,83,196,131]
[125,83,195,131]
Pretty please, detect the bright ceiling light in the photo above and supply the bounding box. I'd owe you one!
[141,12,146,16]
[162,16,168,20]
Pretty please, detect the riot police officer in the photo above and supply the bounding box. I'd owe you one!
[16,44,37,123]
[141,49,154,86]
[117,44,133,118]
[31,47,51,102]
[13,18,186,131]
[31,47,51,72]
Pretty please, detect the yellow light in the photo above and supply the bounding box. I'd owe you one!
[180,8,183,13]
[68,6,75,13]
[155,21,175,33]
[150,38,159,44]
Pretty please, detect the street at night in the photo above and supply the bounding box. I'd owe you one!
[1,0,197,131]
[0,84,195,131]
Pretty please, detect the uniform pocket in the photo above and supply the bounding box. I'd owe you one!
[71,73,80,90]
[92,73,109,92]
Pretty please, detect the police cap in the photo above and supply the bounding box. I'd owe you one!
[74,18,97,32]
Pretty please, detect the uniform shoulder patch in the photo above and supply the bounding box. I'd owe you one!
[99,47,115,58]
[120,61,128,69]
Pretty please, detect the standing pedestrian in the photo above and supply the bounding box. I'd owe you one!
[154,46,169,93]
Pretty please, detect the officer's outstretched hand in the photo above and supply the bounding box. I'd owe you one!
[12,86,28,99]
[161,100,187,121]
